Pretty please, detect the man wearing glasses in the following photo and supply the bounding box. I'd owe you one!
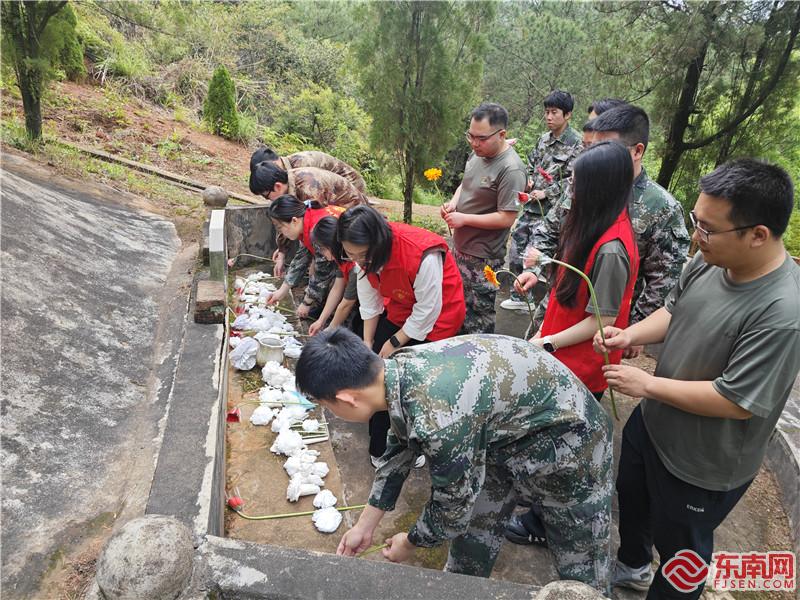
[595,158,799,597]
[440,102,527,334]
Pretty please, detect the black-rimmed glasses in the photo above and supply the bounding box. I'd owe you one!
[689,211,758,243]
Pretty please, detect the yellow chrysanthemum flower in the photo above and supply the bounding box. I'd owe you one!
[424,167,443,181]
[483,265,499,287]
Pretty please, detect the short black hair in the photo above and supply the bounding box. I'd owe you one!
[311,215,338,252]
[470,102,509,129]
[335,205,393,274]
[587,98,627,116]
[583,119,596,133]
[250,147,280,171]
[543,90,574,115]
[249,160,288,195]
[699,158,794,237]
[590,104,649,149]
[295,328,383,402]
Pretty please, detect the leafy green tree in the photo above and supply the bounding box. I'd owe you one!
[356,0,494,222]
[279,82,371,168]
[594,1,800,196]
[1,0,73,141]
[203,65,239,139]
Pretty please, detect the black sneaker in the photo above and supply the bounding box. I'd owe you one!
[503,514,548,547]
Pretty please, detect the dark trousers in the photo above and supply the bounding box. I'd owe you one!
[368,314,424,458]
[617,405,752,599]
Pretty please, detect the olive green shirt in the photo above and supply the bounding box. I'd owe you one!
[453,147,527,260]
[642,252,800,491]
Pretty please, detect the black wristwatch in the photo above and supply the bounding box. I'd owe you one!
[389,334,402,349]
[542,335,557,353]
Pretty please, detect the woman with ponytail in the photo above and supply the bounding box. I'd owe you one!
[266,195,347,320]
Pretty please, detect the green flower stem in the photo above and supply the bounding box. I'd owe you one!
[231,503,367,521]
[357,543,389,558]
[492,269,537,336]
[541,257,619,421]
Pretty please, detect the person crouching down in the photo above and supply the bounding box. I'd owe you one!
[295,328,614,593]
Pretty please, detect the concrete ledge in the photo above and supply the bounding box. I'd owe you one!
[146,275,226,537]
[765,374,800,558]
[187,535,538,600]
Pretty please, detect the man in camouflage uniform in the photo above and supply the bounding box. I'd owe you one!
[282,245,338,317]
[440,103,527,334]
[295,329,613,593]
[506,104,690,547]
[502,90,583,312]
[250,147,368,193]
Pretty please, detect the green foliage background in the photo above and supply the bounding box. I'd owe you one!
[1,0,798,247]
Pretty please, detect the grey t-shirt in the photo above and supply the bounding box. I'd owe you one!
[587,240,631,316]
[453,147,527,260]
[642,252,800,491]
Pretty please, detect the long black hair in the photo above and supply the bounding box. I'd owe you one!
[555,140,633,307]
[268,194,321,222]
[334,205,392,274]
[249,160,288,195]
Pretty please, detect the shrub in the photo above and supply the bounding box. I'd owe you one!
[784,210,800,258]
[203,65,239,139]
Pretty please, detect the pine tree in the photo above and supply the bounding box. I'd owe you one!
[203,65,239,139]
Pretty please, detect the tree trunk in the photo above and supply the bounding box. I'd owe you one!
[19,65,44,142]
[655,39,709,190]
[403,147,415,224]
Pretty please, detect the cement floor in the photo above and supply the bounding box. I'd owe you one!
[224,273,794,599]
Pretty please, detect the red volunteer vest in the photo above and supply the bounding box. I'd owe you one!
[301,205,346,254]
[366,223,465,341]
[541,210,639,392]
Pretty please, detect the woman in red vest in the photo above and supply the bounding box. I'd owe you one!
[335,205,466,466]
[505,140,639,550]
[267,195,348,325]
[531,140,640,401]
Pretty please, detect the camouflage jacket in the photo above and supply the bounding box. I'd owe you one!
[525,126,583,216]
[368,335,611,548]
[287,167,369,209]
[282,151,367,194]
[529,167,690,323]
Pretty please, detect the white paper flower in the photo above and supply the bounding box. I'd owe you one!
[249,405,274,426]
[270,429,305,456]
[311,507,342,533]
[313,490,337,509]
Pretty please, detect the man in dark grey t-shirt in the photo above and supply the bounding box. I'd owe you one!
[440,102,527,334]
[595,158,800,599]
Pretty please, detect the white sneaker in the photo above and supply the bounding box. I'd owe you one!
[414,455,426,468]
[500,298,529,311]
[370,455,381,469]
[612,560,654,591]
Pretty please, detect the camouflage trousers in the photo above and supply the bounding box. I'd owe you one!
[444,421,613,594]
[508,209,543,302]
[454,250,503,335]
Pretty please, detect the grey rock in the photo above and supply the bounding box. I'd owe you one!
[95,515,194,600]
[534,580,607,600]
[201,186,228,208]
